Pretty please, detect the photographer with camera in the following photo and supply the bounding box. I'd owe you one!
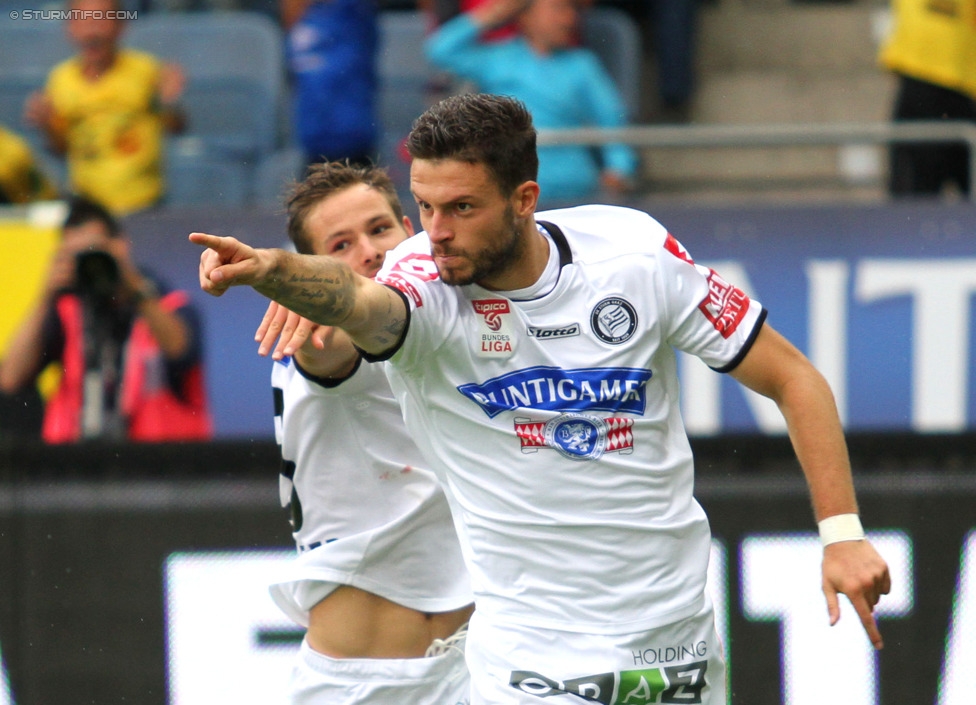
[0,196,212,443]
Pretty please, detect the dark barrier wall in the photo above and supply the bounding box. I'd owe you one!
[0,442,289,705]
[107,201,976,437]
[0,436,974,705]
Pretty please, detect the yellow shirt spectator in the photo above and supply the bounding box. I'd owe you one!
[879,0,976,100]
[0,126,57,204]
[46,49,167,215]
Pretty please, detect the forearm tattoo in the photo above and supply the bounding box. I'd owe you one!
[254,254,357,327]
[367,290,408,352]
[253,252,407,354]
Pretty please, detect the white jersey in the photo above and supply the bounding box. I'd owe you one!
[269,356,473,627]
[375,204,765,635]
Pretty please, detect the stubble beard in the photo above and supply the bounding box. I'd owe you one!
[439,205,523,288]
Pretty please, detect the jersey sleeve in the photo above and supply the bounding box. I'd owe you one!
[373,239,458,371]
[657,233,766,372]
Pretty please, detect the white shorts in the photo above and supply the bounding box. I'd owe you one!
[465,597,726,705]
[289,635,471,705]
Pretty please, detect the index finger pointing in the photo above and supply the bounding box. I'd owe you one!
[188,232,224,249]
[851,595,884,650]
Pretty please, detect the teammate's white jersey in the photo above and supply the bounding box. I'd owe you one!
[375,204,765,635]
[270,355,473,627]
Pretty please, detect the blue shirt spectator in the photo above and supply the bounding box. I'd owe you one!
[286,0,379,167]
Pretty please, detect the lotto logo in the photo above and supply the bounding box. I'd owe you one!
[527,324,580,339]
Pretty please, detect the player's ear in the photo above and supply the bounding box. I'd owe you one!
[513,181,539,218]
[402,216,415,238]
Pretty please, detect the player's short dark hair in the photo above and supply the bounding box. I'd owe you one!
[286,160,403,255]
[406,93,539,197]
[63,195,121,238]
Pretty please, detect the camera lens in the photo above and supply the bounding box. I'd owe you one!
[76,251,120,301]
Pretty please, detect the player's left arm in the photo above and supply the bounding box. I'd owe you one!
[728,322,892,649]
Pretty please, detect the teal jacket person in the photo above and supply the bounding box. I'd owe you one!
[425,0,637,204]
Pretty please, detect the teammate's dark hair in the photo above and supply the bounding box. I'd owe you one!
[406,93,538,197]
[63,195,121,239]
[286,160,403,255]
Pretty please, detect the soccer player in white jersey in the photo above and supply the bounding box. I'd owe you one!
[193,94,891,705]
[259,161,474,704]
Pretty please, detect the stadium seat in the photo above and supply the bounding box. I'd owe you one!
[125,12,283,93]
[165,138,252,206]
[126,12,286,160]
[0,20,72,84]
[0,18,69,153]
[581,7,643,121]
[376,11,438,202]
[253,145,305,208]
[377,11,433,126]
[0,77,40,133]
[177,76,278,161]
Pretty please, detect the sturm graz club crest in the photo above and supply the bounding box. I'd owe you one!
[591,297,638,344]
[515,413,635,461]
[548,414,606,460]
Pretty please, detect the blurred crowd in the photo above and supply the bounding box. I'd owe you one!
[2,0,661,213]
[5,0,974,213]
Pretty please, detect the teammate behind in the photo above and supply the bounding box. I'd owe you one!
[261,161,473,704]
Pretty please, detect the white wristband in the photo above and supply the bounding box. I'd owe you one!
[818,513,865,547]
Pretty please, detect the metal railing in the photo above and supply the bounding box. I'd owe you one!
[536,120,976,200]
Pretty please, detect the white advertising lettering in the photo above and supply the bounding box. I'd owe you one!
[699,271,748,339]
[0,647,12,705]
[680,258,976,435]
[159,531,976,705]
[938,530,976,705]
[742,532,912,705]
